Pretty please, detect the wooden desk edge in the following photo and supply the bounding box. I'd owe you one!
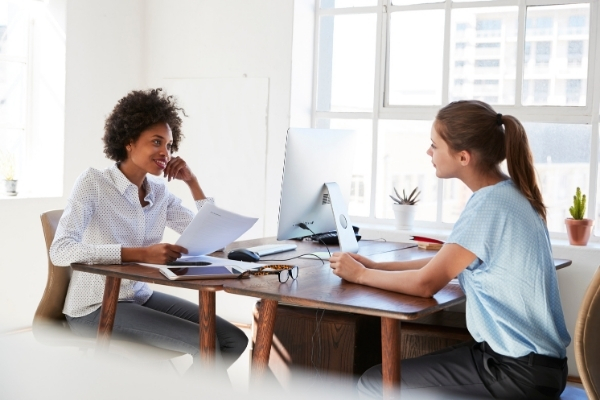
[70,263,226,292]
[223,286,466,321]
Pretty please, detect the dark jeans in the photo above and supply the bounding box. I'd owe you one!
[357,341,567,399]
[66,291,248,369]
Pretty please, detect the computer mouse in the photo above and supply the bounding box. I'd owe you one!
[227,248,260,262]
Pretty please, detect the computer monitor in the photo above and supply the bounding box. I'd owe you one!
[276,127,359,253]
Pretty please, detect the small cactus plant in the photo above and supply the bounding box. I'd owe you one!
[569,187,587,220]
[390,187,420,205]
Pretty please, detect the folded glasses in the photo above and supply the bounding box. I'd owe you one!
[238,264,299,283]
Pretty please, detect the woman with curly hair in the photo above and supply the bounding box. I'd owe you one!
[50,88,248,372]
[331,100,570,399]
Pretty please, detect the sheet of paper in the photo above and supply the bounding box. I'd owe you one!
[175,202,258,256]
[138,255,264,271]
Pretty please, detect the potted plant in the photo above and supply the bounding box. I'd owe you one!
[0,150,17,196]
[390,186,420,230]
[565,187,594,246]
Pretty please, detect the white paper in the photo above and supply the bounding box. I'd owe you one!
[175,202,258,256]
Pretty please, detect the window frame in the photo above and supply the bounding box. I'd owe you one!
[311,0,600,239]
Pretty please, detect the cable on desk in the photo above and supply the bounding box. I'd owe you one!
[298,223,332,257]
[259,253,326,265]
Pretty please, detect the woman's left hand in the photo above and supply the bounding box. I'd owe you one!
[164,156,196,183]
[329,252,367,284]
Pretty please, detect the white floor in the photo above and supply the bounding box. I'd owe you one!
[0,328,588,400]
[0,327,354,400]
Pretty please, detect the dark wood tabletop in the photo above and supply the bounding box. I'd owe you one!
[224,245,463,320]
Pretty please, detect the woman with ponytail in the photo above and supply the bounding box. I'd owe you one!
[330,100,570,399]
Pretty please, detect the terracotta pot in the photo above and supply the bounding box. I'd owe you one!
[565,218,594,246]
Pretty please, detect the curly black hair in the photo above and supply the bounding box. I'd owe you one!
[103,88,186,162]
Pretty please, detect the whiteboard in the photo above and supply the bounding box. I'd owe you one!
[162,78,269,240]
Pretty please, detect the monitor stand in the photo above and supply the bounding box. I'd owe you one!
[324,182,359,253]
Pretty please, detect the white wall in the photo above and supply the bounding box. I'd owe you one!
[0,0,294,331]
[140,0,294,321]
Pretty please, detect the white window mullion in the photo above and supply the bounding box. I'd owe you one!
[370,0,388,219]
[23,17,34,184]
[441,0,452,106]
[585,0,598,114]
[589,121,599,223]
[585,0,600,223]
[437,0,453,223]
[311,4,321,128]
[515,0,527,106]
[315,112,374,119]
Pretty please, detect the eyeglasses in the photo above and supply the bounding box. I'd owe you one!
[238,264,299,283]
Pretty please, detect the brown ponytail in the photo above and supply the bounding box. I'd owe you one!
[435,100,546,222]
[502,115,546,222]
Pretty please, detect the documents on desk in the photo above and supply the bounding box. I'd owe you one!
[176,202,258,256]
[139,203,261,271]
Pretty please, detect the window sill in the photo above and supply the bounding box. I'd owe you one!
[358,223,600,254]
[0,191,62,200]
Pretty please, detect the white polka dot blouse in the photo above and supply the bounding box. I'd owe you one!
[50,164,214,318]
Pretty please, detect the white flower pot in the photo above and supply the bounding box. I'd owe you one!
[392,203,416,230]
[4,179,17,196]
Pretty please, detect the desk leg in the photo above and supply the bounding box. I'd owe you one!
[252,299,278,381]
[199,291,216,367]
[381,317,401,399]
[96,276,121,353]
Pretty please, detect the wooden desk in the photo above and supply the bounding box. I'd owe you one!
[70,238,412,365]
[73,237,571,391]
[223,244,572,398]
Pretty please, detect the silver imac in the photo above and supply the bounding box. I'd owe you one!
[276,127,358,253]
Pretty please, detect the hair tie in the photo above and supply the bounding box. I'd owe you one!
[496,113,503,126]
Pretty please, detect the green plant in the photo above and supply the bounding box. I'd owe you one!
[390,186,420,205]
[0,150,15,181]
[569,187,587,220]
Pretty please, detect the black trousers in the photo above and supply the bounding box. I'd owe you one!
[357,341,567,399]
[66,291,248,369]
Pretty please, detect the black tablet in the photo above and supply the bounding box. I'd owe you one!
[159,265,244,280]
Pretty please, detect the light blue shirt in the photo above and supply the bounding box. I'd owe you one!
[447,179,570,358]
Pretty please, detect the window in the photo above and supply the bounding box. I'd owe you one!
[0,0,28,188]
[535,42,551,65]
[475,59,500,67]
[566,79,582,105]
[0,0,65,198]
[567,41,583,65]
[313,0,599,238]
[476,43,500,48]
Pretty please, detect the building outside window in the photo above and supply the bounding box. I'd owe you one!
[535,41,551,65]
[567,40,584,65]
[312,0,599,238]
